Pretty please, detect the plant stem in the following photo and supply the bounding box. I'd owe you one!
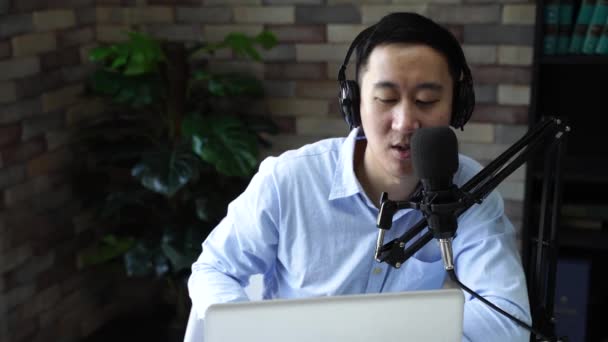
[164,42,188,144]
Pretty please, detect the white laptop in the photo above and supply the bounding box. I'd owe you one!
[203,288,465,342]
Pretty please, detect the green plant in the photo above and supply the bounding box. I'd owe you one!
[75,31,277,309]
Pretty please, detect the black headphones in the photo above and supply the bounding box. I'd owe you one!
[338,20,475,131]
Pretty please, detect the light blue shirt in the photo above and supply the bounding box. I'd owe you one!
[188,128,531,341]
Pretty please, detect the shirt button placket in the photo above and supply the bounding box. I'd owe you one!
[365,263,389,293]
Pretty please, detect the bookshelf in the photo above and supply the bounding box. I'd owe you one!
[523,0,608,340]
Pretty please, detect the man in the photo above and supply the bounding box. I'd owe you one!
[188,12,531,341]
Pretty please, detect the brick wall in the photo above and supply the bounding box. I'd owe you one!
[0,0,534,340]
[0,1,126,341]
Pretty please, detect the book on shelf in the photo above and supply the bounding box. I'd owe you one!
[569,0,599,54]
[554,258,590,342]
[561,203,608,220]
[558,0,576,54]
[582,0,608,53]
[561,217,604,230]
[595,17,608,53]
[544,0,562,55]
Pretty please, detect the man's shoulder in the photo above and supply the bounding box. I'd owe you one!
[455,154,483,185]
[455,154,506,222]
[259,136,346,175]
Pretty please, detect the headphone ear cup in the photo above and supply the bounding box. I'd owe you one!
[348,81,361,127]
[339,80,362,129]
[451,80,475,129]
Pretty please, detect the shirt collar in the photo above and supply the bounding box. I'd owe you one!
[328,128,365,201]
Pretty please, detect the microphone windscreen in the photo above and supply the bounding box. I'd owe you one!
[411,126,459,180]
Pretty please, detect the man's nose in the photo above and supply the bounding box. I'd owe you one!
[391,102,419,133]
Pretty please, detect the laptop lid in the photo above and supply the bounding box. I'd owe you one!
[204,288,464,342]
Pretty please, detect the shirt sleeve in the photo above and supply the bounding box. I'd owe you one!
[453,190,532,342]
[187,157,281,319]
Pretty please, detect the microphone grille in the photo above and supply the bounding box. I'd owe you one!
[411,126,459,179]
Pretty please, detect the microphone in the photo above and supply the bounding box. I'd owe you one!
[411,126,460,270]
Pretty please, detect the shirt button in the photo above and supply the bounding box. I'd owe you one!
[372,267,383,275]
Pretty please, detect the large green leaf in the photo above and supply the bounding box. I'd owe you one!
[124,31,166,76]
[89,69,163,107]
[160,227,205,275]
[124,241,170,277]
[89,31,166,76]
[182,114,258,177]
[100,190,150,221]
[160,237,192,274]
[255,30,278,49]
[194,30,277,61]
[131,145,202,197]
[193,71,264,97]
[78,234,135,268]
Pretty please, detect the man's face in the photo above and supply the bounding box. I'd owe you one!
[359,43,454,180]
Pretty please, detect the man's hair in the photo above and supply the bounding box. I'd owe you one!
[355,13,467,84]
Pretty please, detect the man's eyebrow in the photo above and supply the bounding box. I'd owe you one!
[372,81,398,89]
[416,82,443,91]
[372,81,443,91]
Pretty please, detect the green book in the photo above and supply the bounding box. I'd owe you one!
[594,18,608,53]
[582,0,608,53]
[569,0,598,53]
[557,0,575,54]
[544,0,562,55]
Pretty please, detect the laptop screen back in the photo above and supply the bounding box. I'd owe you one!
[204,288,464,342]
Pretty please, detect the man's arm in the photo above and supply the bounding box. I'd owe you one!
[453,191,532,342]
[187,158,280,319]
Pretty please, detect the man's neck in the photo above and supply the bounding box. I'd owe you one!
[353,140,419,208]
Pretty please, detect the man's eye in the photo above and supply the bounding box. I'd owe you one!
[375,98,398,103]
[416,99,438,106]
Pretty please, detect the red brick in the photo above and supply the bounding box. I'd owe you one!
[5,252,55,289]
[57,27,95,48]
[273,116,296,134]
[0,98,42,125]
[3,174,52,207]
[266,24,325,43]
[0,245,32,274]
[0,57,40,82]
[95,0,122,4]
[21,284,61,319]
[504,199,523,220]
[30,182,74,211]
[47,0,95,8]
[295,5,360,24]
[0,40,11,59]
[45,130,70,150]
[27,147,72,177]
[149,0,202,4]
[6,313,38,342]
[15,71,65,99]
[0,14,34,40]
[76,8,97,25]
[470,104,529,125]
[328,99,341,116]
[12,0,48,12]
[41,47,81,71]
[0,124,21,148]
[1,138,46,166]
[37,257,77,291]
[22,113,65,141]
[1,212,50,250]
[59,272,85,296]
[471,66,531,84]
[0,165,25,193]
[265,62,325,80]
